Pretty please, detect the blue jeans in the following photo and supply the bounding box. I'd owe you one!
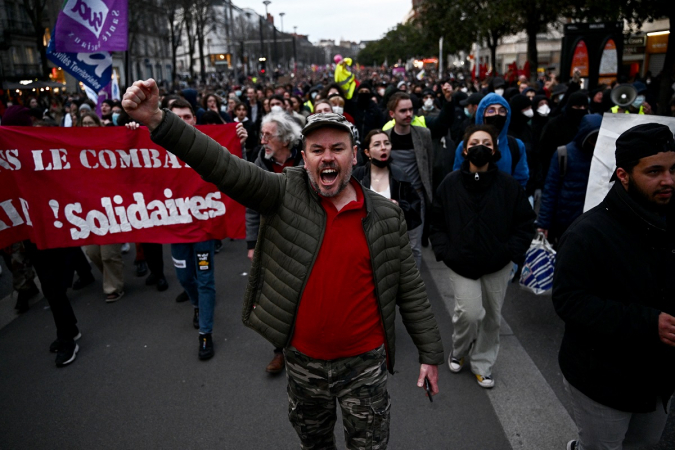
[171,241,216,334]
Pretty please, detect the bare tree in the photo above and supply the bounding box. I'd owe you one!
[191,0,216,82]
[162,0,184,87]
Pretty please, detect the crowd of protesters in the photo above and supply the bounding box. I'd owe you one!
[2,59,675,449]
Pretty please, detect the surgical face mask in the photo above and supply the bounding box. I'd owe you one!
[558,93,565,102]
[460,87,468,93]
[522,108,534,118]
[423,98,434,110]
[311,92,318,100]
[464,107,471,117]
[494,88,504,96]
[377,88,385,96]
[235,90,242,97]
[332,106,344,115]
[537,104,550,116]
[632,95,645,109]
[112,112,120,126]
[271,105,283,113]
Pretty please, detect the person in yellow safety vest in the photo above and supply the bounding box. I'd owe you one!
[610,104,646,115]
[382,115,427,130]
[611,81,652,115]
[334,54,358,100]
[382,82,455,139]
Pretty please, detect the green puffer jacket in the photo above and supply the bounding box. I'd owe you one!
[151,110,444,372]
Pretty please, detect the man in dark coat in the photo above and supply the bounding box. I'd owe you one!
[538,91,589,189]
[537,114,601,246]
[554,123,675,450]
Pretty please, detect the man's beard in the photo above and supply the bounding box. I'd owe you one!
[627,176,672,213]
[307,164,353,198]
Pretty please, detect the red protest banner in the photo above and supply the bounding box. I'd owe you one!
[0,124,245,250]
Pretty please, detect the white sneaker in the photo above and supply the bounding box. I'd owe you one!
[475,374,494,388]
[121,243,130,254]
[448,354,464,373]
[566,440,578,450]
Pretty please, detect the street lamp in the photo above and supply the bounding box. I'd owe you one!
[262,1,272,65]
[279,12,285,68]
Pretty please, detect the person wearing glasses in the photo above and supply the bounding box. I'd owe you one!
[452,93,529,189]
[246,111,304,375]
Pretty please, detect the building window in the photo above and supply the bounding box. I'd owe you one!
[10,47,21,64]
[25,47,36,64]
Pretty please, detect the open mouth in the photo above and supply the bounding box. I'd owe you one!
[320,168,338,185]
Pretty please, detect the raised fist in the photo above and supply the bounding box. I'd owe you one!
[122,79,164,131]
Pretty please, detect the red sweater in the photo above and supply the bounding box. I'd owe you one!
[290,180,385,359]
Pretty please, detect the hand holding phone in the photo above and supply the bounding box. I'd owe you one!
[424,377,433,402]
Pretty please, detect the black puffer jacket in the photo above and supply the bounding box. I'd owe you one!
[553,183,675,413]
[353,162,423,230]
[429,161,535,279]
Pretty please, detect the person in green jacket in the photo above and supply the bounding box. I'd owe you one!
[123,79,444,450]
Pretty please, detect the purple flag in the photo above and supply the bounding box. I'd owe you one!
[54,0,128,53]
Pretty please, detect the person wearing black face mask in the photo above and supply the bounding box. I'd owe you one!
[537,91,590,190]
[452,93,530,189]
[345,82,385,151]
[537,114,602,247]
[430,124,535,389]
[353,129,422,232]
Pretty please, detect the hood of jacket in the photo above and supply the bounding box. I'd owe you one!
[572,114,602,149]
[475,93,511,144]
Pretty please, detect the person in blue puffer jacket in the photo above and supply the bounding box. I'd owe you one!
[537,114,602,245]
[453,93,529,188]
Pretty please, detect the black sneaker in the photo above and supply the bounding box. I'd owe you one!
[156,277,169,292]
[193,308,199,329]
[214,240,223,254]
[145,273,160,286]
[135,260,148,277]
[55,341,79,367]
[50,332,82,353]
[175,291,189,303]
[198,333,214,360]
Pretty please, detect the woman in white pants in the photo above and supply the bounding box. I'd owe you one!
[429,124,535,388]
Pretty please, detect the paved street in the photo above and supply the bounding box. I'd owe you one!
[0,241,673,449]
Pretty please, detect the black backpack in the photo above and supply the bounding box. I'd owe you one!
[506,136,521,174]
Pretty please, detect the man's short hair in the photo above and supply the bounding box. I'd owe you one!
[262,111,302,148]
[169,98,195,116]
[270,94,285,105]
[387,92,411,112]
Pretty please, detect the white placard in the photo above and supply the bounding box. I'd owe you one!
[584,113,675,212]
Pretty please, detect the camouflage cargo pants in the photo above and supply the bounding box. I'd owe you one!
[284,345,391,450]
